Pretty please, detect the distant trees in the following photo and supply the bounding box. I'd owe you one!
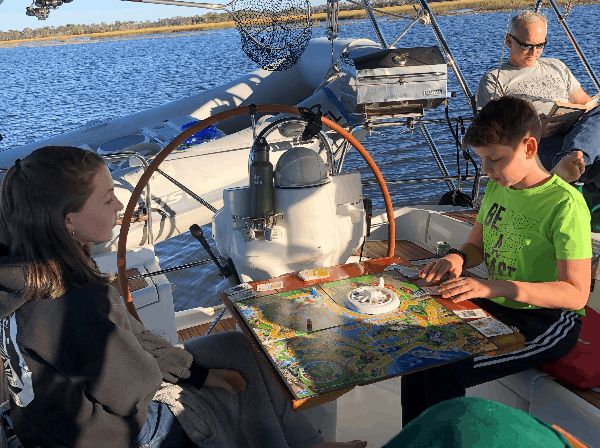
[0,1,416,41]
[0,13,227,41]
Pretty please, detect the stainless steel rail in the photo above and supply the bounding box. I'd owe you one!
[156,168,218,214]
[370,117,473,129]
[419,123,455,191]
[536,0,600,92]
[362,174,488,186]
[101,151,154,245]
[417,0,476,116]
[362,0,388,48]
[127,258,213,280]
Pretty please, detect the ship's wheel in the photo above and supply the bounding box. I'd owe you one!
[116,104,396,323]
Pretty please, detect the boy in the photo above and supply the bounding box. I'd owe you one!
[400,95,591,426]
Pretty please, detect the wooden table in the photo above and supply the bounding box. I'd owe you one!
[220,257,526,411]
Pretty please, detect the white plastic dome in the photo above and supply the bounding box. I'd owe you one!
[274,147,330,188]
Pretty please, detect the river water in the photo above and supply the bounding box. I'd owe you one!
[1,6,599,310]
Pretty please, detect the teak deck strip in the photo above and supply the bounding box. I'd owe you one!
[177,317,238,342]
[353,239,435,260]
[442,209,478,225]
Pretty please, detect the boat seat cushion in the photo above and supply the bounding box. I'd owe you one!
[538,306,600,388]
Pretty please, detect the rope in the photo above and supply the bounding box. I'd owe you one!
[322,86,357,126]
[493,6,514,100]
[564,0,573,19]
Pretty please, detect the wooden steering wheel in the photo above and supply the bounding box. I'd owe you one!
[116,105,396,322]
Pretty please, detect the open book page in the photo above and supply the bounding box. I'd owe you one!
[585,92,600,110]
[548,93,599,131]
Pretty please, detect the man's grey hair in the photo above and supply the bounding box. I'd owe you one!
[508,11,548,35]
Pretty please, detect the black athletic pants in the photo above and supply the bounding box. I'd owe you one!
[400,298,582,427]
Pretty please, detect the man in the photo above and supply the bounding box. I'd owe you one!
[476,10,599,183]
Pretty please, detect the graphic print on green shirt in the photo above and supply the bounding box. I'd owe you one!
[476,175,591,317]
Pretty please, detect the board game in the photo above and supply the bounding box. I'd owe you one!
[234,271,498,399]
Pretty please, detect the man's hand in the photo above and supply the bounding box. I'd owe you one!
[437,277,496,303]
[540,113,567,138]
[418,254,464,283]
[204,369,247,395]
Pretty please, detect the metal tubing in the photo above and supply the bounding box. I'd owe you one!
[544,0,600,92]
[418,123,455,191]
[417,0,476,116]
[102,151,154,245]
[156,168,218,213]
[369,117,473,129]
[205,307,228,336]
[387,16,422,49]
[362,174,488,186]
[127,258,213,280]
[362,0,388,48]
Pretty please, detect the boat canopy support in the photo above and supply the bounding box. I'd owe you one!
[418,123,456,191]
[417,0,476,117]
[535,0,600,93]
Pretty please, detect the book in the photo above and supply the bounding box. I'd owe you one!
[549,92,600,131]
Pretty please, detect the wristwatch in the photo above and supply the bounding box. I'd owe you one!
[445,248,467,267]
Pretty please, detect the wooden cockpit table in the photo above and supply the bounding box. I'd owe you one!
[220,257,526,411]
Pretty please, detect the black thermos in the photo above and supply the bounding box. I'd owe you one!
[249,137,274,218]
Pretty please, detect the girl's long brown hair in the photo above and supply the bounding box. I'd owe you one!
[0,146,112,301]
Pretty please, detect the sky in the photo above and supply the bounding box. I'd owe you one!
[0,0,327,33]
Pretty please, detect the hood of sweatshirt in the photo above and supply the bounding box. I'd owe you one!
[0,242,30,319]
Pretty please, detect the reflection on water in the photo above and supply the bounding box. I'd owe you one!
[2,6,599,310]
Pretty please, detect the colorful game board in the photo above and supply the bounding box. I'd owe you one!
[234,271,498,399]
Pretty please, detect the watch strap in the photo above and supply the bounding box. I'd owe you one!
[445,248,467,267]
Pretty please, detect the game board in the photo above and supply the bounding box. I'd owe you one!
[234,271,498,399]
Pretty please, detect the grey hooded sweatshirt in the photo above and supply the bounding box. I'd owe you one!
[0,243,208,447]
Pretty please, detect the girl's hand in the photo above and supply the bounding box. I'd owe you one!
[204,369,247,395]
[418,254,464,283]
[437,277,495,303]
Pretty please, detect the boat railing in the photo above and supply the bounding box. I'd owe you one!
[536,0,600,92]
[100,151,154,245]
[362,174,488,187]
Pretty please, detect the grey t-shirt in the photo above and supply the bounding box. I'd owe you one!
[475,58,581,115]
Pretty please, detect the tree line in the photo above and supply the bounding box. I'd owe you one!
[0,0,414,42]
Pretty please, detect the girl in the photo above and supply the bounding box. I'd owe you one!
[0,146,367,448]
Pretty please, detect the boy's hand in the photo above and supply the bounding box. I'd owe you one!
[540,113,566,138]
[204,369,247,395]
[437,277,494,303]
[418,254,463,283]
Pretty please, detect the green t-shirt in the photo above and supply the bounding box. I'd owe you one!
[476,174,591,317]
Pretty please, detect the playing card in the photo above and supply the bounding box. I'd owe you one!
[228,288,258,301]
[454,309,488,319]
[224,283,252,296]
[420,286,441,295]
[385,264,421,278]
[257,281,284,292]
[467,317,513,337]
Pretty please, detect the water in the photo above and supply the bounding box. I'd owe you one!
[1,7,599,311]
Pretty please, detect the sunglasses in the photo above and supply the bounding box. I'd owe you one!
[508,34,547,51]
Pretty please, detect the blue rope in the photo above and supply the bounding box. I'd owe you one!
[322,86,357,127]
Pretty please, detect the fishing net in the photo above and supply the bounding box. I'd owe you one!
[228,0,313,71]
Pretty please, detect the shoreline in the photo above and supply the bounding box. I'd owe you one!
[1,0,599,46]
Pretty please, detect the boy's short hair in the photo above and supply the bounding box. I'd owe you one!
[464,96,541,149]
